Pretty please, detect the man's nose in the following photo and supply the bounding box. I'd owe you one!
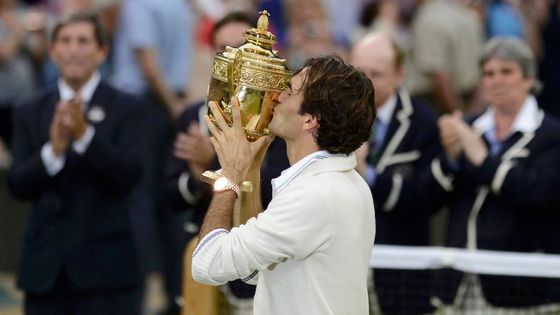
[278,91,288,103]
[491,75,504,86]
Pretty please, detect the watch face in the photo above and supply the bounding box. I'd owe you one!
[212,176,239,198]
[214,177,228,190]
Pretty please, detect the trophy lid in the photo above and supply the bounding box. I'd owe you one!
[211,10,291,92]
[243,10,276,52]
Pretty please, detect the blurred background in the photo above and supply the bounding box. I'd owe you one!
[1,0,559,314]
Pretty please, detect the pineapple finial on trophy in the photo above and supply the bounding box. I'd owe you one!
[257,10,270,32]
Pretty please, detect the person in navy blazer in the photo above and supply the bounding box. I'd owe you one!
[351,32,440,315]
[424,38,560,309]
[7,12,145,315]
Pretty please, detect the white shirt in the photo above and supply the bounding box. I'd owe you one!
[376,93,398,126]
[41,72,100,176]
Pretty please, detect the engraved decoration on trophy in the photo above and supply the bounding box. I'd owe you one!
[202,10,291,188]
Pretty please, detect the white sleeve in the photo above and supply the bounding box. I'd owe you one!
[41,143,66,176]
[72,125,95,155]
[191,183,332,286]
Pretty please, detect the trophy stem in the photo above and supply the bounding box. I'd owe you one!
[201,169,254,192]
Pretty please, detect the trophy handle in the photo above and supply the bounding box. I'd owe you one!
[227,50,243,99]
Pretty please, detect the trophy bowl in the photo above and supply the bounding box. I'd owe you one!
[206,50,287,141]
[202,11,291,187]
[206,11,291,141]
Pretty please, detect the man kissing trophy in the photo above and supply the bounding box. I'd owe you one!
[182,11,291,314]
[202,10,291,224]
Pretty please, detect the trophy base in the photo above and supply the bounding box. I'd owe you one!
[201,169,253,192]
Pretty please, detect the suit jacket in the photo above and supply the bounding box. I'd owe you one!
[8,81,146,294]
[423,108,560,306]
[370,90,439,246]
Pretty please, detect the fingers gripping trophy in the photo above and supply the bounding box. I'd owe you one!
[201,10,291,195]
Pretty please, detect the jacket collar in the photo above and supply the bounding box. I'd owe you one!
[376,89,415,173]
[272,151,354,197]
[299,152,357,176]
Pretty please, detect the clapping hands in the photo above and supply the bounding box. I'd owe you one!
[49,97,87,156]
[438,111,488,166]
[174,122,215,179]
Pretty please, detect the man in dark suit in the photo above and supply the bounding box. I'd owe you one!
[163,12,289,314]
[7,12,145,315]
[351,32,440,315]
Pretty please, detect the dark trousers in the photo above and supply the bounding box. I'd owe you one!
[0,106,13,147]
[128,95,174,275]
[24,270,142,315]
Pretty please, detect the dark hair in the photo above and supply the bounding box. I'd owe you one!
[210,12,254,47]
[51,11,107,47]
[296,55,376,154]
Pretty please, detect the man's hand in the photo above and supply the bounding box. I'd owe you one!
[174,122,215,179]
[438,111,488,166]
[438,112,463,161]
[204,97,273,185]
[49,102,71,156]
[60,98,87,140]
[454,118,488,166]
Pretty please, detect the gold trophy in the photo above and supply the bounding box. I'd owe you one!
[201,10,291,188]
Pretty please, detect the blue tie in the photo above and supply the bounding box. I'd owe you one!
[368,119,382,165]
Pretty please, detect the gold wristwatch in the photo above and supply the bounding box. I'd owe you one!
[213,177,241,199]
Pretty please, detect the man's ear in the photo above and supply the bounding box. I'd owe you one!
[302,113,319,132]
[97,44,110,65]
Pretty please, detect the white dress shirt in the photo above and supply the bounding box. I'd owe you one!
[41,72,100,176]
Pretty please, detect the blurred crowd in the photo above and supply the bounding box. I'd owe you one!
[0,0,551,133]
[2,0,560,314]
[1,0,559,163]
